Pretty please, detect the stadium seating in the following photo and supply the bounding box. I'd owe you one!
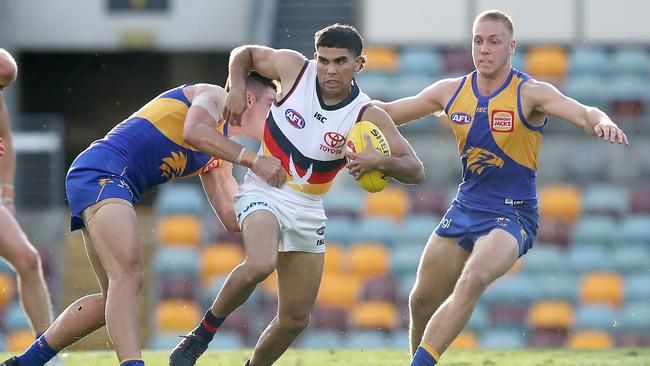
[154,183,206,216]
[312,306,349,332]
[619,215,650,246]
[364,186,410,221]
[152,247,199,278]
[613,246,650,274]
[568,47,609,77]
[527,300,574,330]
[581,184,629,218]
[6,330,34,353]
[323,242,345,274]
[364,46,398,72]
[568,330,614,349]
[538,184,582,223]
[317,272,362,310]
[525,46,568,79]
[571,216,617,248]
[479,328,526,349]
[573,304,617,331]
[611,48,650,78]
[0,273,15,310]
[449,331,478,349]
[398,47,443,76]
[155,299,200,332]
[580,272,624,308]
[625,274,650,303]
[157,215,202,247]
[200,243,243,285]
[324,187,364,219]
[345,330,389,349]
[348,242,390,280]
[523,245,565,274]
[359,274,398,302]
[409,187,449,216]
[398,214,439,244]
[350,300,399,330]
[300,329,344,349]
[324,217,355,246]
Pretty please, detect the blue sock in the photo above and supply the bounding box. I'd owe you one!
[410,344,438,366]
[16,335,58,366]
[120,360,145,366]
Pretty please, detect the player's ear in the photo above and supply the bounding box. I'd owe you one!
[246,90,255,108]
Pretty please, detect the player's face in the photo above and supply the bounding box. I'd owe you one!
[241,87,275,141]
[472,20,516,77]
[314,47,362,99]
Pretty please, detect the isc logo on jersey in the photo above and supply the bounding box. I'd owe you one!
[320,131,346,154]
[491,110,514,132]
[450,112,472,125]
[285,109,305,129]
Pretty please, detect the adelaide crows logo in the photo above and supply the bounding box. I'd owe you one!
[464,147,504,174]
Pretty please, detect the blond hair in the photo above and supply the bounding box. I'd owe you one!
[473,9,514,36]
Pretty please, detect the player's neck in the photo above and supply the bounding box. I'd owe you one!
[320,84,353,106]
[475,65,512,96]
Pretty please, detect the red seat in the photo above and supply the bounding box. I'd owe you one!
[359,274,398,302]
[489,303,528,327]
[528,328,569,348]
[630,185,650,213]
[311,306,350,332]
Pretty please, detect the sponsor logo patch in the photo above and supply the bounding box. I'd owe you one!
[491,110,514,132]
[285,109,305,129]
[317,226,326,236]
[450,112,472,125]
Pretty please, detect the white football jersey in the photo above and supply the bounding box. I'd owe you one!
[246,60,371,198]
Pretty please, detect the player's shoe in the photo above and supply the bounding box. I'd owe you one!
[169,333,209,366]
[0,357,19,366]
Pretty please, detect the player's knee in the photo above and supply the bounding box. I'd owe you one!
[242,259,276,283]
[409,290,436,319]
[280,313,310,333]
[457,268,491,298]
[13,246,42,276]
[113,263,145,291]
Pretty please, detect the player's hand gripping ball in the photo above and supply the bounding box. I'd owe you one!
[345,120,391,193]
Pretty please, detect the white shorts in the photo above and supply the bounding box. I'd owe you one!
[234,177,328,253]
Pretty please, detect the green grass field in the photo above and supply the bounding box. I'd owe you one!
[3,349,649,366]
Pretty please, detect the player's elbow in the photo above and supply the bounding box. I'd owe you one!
[401,159,425,184]
[182,126,202,149]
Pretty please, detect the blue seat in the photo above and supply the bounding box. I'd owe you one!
[152,247,199,278]
[567,246,614,273]
[620,215,650,246]
[626,274,650,303]
[398,214,439,245]
[562,76,608,111]
[393,75,436,99]
[611,48,650,78]
[300,329,343,349]
[564,142,609,183]
[574,304,617,330]
[5,302,30,330]
[354,72,395,101]
[396,272,417,301]
[324,187,364,219]
[387,329,410,349]
[581,185,629,217]
[571,216,617,248]
[466,303,490,333]
[523,245,565,274]
[568,47,609,77]
[206,330,243,350]
[390,245,422,278]
[617,302,650,334]
[537,274,579,303]
[605,76,650,102]
[482,274,540,305]
[512,52,525,71]
[399,47,443,76]
[149,332,184,350]
[154,183,206,216]
[324,217,355,246]
[479,328,525,349]
[613,246,650,274]
[351,217,399,245]
[344,330,389,349]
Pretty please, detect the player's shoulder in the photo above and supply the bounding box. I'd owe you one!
[422,76,465,98]
[518,77,562,102]
[187,83,227,103]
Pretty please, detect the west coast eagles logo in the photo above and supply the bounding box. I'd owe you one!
[160,151,187,180]
[464,147,504,174]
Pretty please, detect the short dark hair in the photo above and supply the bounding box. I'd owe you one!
[314,23,366,70]
[226,71,277,97]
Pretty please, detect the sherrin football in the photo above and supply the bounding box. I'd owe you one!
[345,120,391,193]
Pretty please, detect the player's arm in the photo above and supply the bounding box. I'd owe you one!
[523,80,629,145]
[223,45,306,125]
[345,106,425,184]
[373,78,460,126]
[184,85,285,187]
[200,162,240,232]
[0,93,15,213]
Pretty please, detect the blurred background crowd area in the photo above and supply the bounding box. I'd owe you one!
[0,0,648,353]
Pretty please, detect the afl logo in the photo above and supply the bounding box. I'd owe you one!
[285,109,305,129]
[324,132,346,149]
[450,112,472,125]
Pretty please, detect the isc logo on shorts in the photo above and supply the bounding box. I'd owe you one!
[491,110,514,132]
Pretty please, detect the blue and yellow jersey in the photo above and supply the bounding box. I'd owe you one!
[444,69,544,208]
[90,85,225,196]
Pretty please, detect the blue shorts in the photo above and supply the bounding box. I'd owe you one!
[435,198,538,257]
[66,147,138,231]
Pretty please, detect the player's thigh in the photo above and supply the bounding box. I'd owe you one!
[412,233,470,302]
[275,251,324,320]
[241,209,281,264]
[81,228,109,295]
[464,229,519,282]
[0,205,38,266]
[83,198,142,276]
